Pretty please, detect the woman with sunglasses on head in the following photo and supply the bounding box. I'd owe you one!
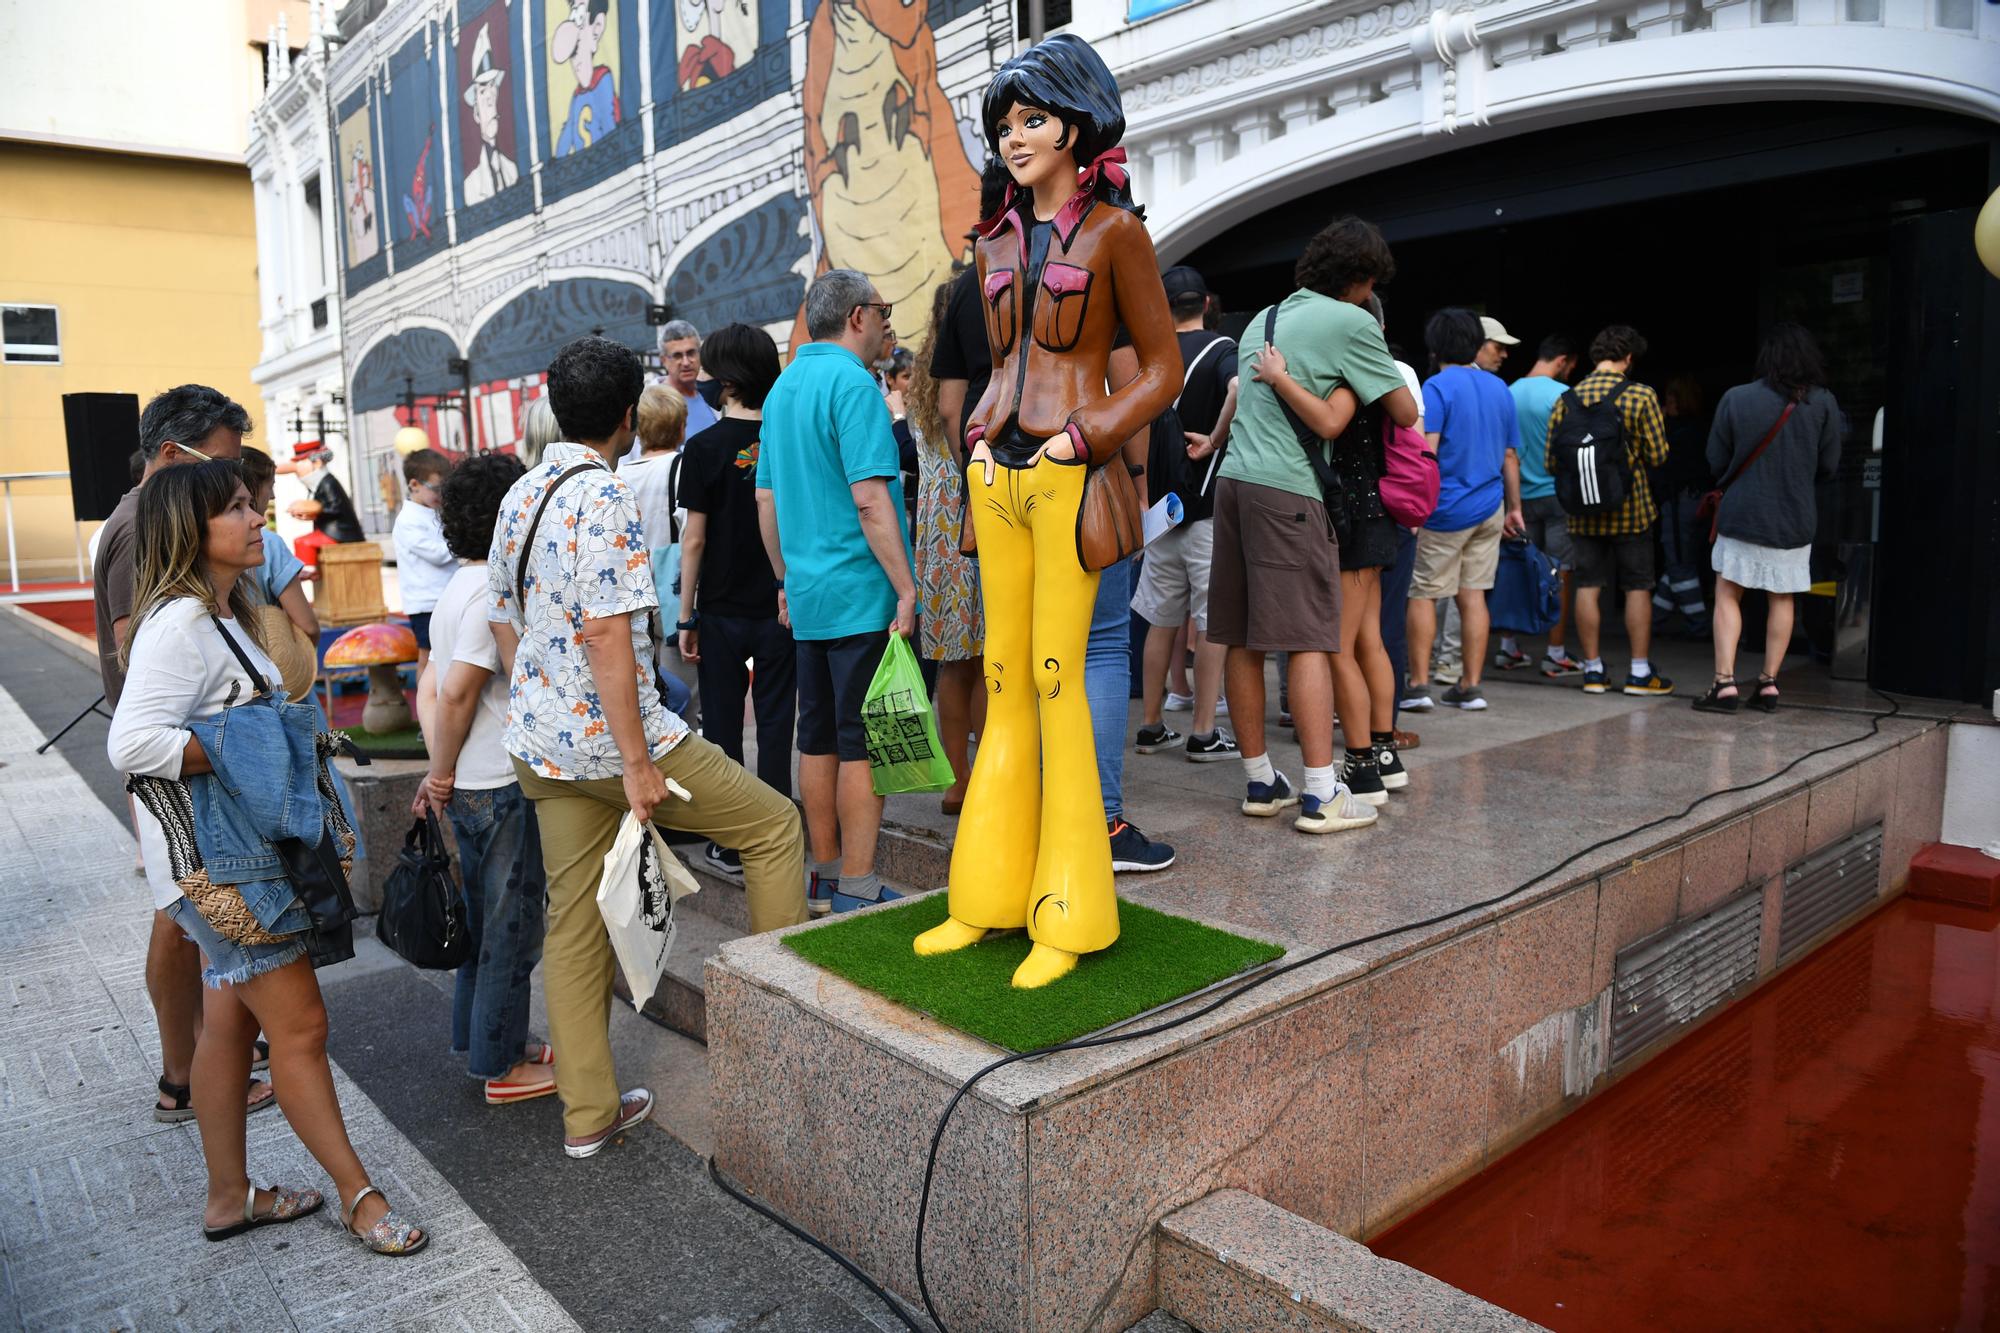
[108,459,429,1254]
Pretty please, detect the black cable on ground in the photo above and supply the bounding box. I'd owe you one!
[716,689,1910,1333]
[706,1157,926,1331]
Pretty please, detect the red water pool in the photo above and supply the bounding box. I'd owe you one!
[1374,895,2000,1331]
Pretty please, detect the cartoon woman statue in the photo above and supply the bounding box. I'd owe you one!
[913,35,1180,989]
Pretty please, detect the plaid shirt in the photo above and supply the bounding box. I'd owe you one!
[1546,370,1669,537]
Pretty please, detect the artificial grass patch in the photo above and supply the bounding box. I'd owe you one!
[334,724,428,760]
[784,894,1285,1052]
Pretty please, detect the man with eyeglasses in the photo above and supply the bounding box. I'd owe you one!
[625,319,717,465]
[755,269,916,914]
[90,386,285,1128]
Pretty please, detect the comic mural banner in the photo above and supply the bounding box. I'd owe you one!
[536,0,644,203]
[383,28,447,269]
[335,84,389,295]
[454,0,534,240]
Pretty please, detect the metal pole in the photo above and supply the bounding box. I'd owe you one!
[4,479,17,593]
[72,519,86,583]
[1029,0,1045,45]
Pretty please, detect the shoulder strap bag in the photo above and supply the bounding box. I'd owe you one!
[1697,400,1795,543]
[1262,306,1345,538]
[514,462,601,612]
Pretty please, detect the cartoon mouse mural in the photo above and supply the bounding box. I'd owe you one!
[796,0,979,349]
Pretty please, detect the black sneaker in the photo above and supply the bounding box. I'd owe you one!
[1623,671,1677,697]
[1373,743,1409,791]
[704,841,743,878]
[1440,683,1488,711]
[1582,668,1609,695]
[1185,731,1239,763]
[1135,722,1183,754]
[1278,710,1295,729]
[1109,819,1175,872]
[1339,754,1389,806]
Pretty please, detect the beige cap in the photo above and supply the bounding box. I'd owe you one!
[1480,316,1520,345]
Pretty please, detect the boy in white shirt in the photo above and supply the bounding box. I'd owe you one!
[393,448,457,674]
[413,451,556,1104]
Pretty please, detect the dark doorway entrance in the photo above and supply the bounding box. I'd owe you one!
[1179,103,2000,702]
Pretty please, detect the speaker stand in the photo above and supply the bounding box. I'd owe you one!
[36,695,108,755]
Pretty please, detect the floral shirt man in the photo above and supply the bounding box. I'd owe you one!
[486,440,687,779]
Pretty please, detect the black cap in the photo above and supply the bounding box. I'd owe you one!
[1161,265,1208,300]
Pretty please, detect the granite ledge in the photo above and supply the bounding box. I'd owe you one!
[1157,1189,1545,1333]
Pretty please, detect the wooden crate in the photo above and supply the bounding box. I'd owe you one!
[316,541,387,625]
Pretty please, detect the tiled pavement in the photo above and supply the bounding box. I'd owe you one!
[0,682,579,1332]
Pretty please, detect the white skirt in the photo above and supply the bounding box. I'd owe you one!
[1713,534,1811,593]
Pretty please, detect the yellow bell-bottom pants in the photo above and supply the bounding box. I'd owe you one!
[945,456,1119,954]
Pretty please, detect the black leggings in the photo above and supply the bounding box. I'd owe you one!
[695,612,797,798]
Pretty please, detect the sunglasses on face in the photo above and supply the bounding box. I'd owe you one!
[853,302,893,321]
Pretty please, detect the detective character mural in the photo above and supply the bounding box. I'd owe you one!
[798,0,979,341]
[550,0,621,156]
[461,18,521,205]
[339,110,381,265]
[676,0,755,88]
[912,35,1180,989]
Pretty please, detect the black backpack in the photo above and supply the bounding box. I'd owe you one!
[1144,333,1235,507]
[1550,383,1635,517]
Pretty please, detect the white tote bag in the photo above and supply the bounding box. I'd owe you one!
[596,811,701,1010]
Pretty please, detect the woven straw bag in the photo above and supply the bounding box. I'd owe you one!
[179,869,292,946]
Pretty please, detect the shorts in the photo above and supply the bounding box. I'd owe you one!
[1206,478,1340,653]
[1130,518,1213,631]
[164,893,310,989]
[1520,495,1574,570]
[1411,505,1505,599]
[1333,513,1400,572]
[407,611,433,650]
[1571,532,1655,591]
[796,630,889,761]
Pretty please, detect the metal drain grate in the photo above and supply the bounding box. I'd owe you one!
[1609,889,1762,1068]
[1778,822,1883,963]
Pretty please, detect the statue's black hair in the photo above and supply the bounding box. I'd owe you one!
[980,34,1138,215]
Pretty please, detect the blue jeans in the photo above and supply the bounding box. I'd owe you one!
[1653,495,1710,631]
[446,782,547,1079]
[1084,556,1133,822]
[1380,528,1418,725]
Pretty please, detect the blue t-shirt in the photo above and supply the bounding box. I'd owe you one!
[755,342,910,640]
[1509,376,1567,502]
[1421,365,1519,532]
[258,528,305,605]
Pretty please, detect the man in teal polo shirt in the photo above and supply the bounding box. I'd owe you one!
[756,268,916,913]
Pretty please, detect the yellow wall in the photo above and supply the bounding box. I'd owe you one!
[0,142,262,582]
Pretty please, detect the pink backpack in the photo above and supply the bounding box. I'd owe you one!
[1377,415,1439,528]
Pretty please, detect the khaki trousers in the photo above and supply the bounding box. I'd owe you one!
[513,734,807,1137]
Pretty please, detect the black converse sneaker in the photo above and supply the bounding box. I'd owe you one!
[1135,722,1183,754]
[1373,742,1409,791]
[1184,731,1239,763]
[1339,752,1389,806]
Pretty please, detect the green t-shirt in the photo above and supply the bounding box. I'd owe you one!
[1220,289,1408,501]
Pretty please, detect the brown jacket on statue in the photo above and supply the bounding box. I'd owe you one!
[967,193,1181,470]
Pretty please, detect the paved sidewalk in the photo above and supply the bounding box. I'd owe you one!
[0,682,577,1332]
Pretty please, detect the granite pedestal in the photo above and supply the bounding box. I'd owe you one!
[709,701,1951,1331]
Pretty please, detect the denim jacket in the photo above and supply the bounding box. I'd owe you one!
[184,688,325,928]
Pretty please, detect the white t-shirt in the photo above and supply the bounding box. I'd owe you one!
[392,501,456,614]
[427,564,515,790]
[1396,360,1425,433]
[620,450,685,555]
[107,598,284,910]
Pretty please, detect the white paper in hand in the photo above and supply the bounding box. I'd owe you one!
[596,812,700,1009]
[1143,493,1184,546]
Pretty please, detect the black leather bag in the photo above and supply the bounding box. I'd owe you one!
[376,812,469,969]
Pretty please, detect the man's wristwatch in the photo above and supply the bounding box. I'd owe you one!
[675,614,700,632]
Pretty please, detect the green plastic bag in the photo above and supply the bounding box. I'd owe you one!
[862,634,956,796]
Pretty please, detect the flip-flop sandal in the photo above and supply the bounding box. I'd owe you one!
[156,1077,279,1123]
[203,1183,323,1241]
[342,1185,429,1256]
[522,1040,555,1066]
[485,1072,559,1105]
[252,1038,271,1073]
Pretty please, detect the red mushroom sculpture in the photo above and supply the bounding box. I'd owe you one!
[325,623,419,733]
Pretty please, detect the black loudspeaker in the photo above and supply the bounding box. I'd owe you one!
[61,393,140,523]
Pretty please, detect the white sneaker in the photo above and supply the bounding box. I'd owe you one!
[1164,691,1194,712]
[1213,697,1229,717]
[1294,783,1379,834]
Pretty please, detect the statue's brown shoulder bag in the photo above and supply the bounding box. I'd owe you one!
[957,452,1144,573]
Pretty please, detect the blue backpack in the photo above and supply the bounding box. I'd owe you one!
[1488,538,1561,635]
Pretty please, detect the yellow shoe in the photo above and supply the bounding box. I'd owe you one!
[913,916,989,957]
[1010,942,1077,989]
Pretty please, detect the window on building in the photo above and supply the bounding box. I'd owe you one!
[303,174,326,289]
[1016,0,1073,40]
[1844,0,1881,20]
[1760,0,1795,20]
[1,305,60,365]
[1935,0,1972,27]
